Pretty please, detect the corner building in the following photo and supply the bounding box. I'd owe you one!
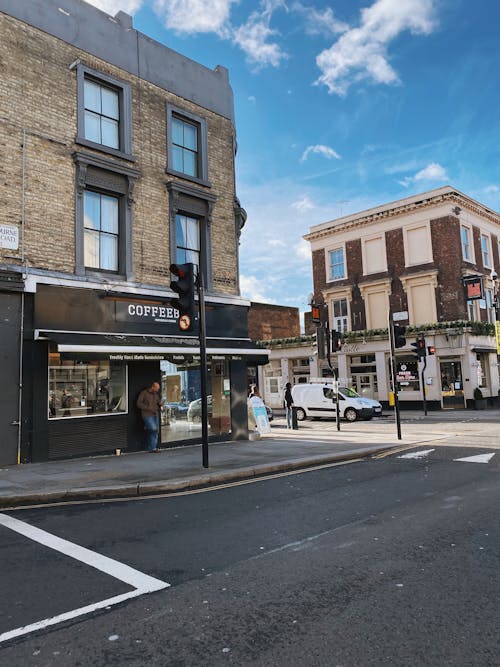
[305,187,500,410]
[0,0,266,465]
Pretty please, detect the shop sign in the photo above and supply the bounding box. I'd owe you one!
[0,224,18,249]
[116,302,180,324]
[396,361,418,385]
[109,353,169,360]
[463,275,483,300]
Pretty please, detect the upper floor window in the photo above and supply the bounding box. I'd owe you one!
[362,234,386,275]
[167,103,209,186]
[172,117,198,177]
[481,233,492,268]
[403,222,432,267]
[461,225,473,262]
[84,80,119,149]
[328,247,345,281]
[176,214,200,273]
[76,64,133,160]
[73,151,139,280]
[84,191,119,272]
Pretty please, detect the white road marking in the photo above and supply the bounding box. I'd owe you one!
[453,453,496,464]
[0,513,169,643]
[398,449,435,459]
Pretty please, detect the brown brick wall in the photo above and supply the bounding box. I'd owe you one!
[430,216,467,320]
[0,14,239,294]
[248,302,300,340]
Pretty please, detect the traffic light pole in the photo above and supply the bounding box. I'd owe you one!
[388,317,402,440]
[197,270,209,468]
[421,356,428,416]
[326,328,340,432]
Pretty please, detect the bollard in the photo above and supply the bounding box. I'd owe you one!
[291,406,299,430]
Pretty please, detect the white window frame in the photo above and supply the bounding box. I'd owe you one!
[326,244,346,282]
[480,233,492,269]
[461,224,474,263]
[331,297,350,333]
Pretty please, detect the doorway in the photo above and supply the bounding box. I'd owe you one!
[440,360,465,409]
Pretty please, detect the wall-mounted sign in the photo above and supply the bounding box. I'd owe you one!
[115,302,180,324]
[0,224,19,249]
[463,275,483,300]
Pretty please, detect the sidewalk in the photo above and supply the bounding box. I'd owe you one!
[0,419,454,509]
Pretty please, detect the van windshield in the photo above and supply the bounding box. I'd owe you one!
[339,387,360,398]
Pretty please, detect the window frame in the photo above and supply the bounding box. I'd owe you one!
[167,181,216,291]
[480,232,492,269]
[331,297,350,334]
[326,245,346,282]
[166,103,210,187]
[74,151,139,280]
[402,220,433,268]
[76,64,134,161]
[460,223,474,263]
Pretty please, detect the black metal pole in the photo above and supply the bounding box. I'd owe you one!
[197,272,209,468]
[421,356,428,416]
[326,326,340,432]
[389,315,402,440]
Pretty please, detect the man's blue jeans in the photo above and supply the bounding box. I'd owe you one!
[143,415,159,451]
[286,406,292,428]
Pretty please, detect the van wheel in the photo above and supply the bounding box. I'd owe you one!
[344,407,357,422]
[295,408,306,421]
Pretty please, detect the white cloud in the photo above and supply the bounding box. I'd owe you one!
[315,0,437,95]
[232,0,287,68]
[291,195,316,212]
[301,144,341,162]
[484,185,499,194]
[292,2,348,37]
[153,0,236,34]
[248,95,257,104]
[85,0,144,14]
[295,239,311,260]
[398,162,448,187]
[268,239,286,247]
[240,275,272,303]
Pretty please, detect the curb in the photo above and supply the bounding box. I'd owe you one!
[0,445,394,509]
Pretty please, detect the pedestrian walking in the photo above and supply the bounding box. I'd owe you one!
[136,381,163,452]
[284,382,294,429]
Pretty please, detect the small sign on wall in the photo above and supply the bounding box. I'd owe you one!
[0,224,19,250]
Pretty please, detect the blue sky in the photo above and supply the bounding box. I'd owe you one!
[88,0,500,318]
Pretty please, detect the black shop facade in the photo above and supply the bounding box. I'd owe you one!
[23,284,268,462]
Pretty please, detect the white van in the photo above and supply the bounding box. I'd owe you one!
[291,383,381,422]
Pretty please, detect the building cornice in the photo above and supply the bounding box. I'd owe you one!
[305,188,500,243]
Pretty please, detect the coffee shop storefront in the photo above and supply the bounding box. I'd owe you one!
[23,285,268,462]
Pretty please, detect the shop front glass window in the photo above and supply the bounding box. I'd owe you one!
[49,357,126,418]
[160,356,231,444]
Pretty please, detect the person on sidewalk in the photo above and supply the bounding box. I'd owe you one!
[284,382,294,429]
[137,382,163,452]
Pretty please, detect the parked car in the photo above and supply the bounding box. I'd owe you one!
[291,383,377,422]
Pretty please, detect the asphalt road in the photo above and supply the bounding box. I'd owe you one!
[1,444,499,666]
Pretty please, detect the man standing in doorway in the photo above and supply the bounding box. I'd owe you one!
[137,381,163,452]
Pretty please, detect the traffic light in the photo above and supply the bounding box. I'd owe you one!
[410,337,426,359]
[331,330,342,353]
[393,323,406,348]
[311,304,321,324]
[427,345,435,356]
[315,326,329,360]
[170,262,195,330]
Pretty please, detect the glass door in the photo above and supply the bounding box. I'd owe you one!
[440,360,465,409]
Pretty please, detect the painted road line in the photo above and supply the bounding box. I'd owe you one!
[0,513,169,643]
[398,449,436,459]
[453,452,496,464]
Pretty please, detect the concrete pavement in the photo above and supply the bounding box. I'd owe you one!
[1,409,499,508]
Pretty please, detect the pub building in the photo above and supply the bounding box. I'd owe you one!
[25,283,268,461]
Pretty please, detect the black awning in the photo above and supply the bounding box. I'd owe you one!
[35,329,269,361]
[472,347,497,354]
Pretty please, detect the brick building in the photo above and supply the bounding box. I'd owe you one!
[0,0,267,465]
[304,186,500,409]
